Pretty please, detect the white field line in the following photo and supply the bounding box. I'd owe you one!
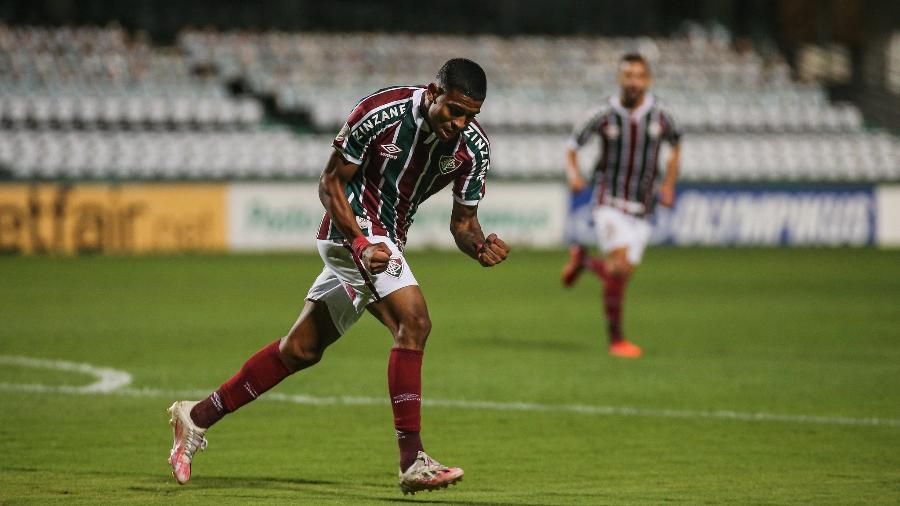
[0,355,132,393]
[1,355,898,428]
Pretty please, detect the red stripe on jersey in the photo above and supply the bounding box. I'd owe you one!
[317,213,331,240]
[392,137,433,242]
[643,144,662,209]
[623,119,639,198]
[361,124,401,236]
[457,142,475,166]
[361,162,382,228]
[346,87,418,127]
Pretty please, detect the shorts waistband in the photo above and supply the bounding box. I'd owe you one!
[601,196,647,216]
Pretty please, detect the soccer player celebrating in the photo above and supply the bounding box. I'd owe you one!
[167,58,508,494]
[561,53,682,358]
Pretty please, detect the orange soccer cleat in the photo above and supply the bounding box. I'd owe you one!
[608,340,642,358]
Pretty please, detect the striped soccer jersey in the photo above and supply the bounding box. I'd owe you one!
[568,93,681,215]
[319,86,490,246]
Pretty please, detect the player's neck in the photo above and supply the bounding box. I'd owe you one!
[418,95,435,133]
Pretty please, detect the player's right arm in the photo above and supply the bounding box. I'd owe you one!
[318,150,390,273]
[565,108,603,193]
[565,148,585,192]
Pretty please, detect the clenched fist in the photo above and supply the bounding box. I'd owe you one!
[477,233,510,267]
[351,236,392,274]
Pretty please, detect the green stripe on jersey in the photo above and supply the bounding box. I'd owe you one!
[635,109,655,202]
[460,124,490,201]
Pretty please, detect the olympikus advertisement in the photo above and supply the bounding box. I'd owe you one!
[567,184,882,247]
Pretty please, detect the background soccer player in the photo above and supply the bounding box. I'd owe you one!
[167,58,509,494]
[561,53,682,358]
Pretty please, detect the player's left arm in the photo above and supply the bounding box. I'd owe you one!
[659,143,680,207]
[659,109,683,207]
[449,200,509,267]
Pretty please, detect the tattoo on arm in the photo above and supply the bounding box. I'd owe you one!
[450,201,486,259]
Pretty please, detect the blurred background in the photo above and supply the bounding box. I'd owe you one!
[1,4,899,502]
[0,0,898,253]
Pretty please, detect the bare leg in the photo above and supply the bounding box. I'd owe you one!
[190,299,342,428]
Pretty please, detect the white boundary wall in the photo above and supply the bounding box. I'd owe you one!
[227,182,900,250]
[227,182,568,251]
[876,185,900,247]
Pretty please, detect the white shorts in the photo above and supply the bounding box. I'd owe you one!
[593,205,652,265]
[306,236,418,335]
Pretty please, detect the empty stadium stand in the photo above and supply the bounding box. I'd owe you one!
[0,24,897,182]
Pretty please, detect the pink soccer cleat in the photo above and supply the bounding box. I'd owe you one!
[167,400,208,484]
[398,451,464,495]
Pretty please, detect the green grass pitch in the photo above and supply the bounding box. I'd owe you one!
[1,248,899,504]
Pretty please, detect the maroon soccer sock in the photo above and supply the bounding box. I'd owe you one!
[603,274,629,343]
[388,348,424,470]
[190,339,293,428]
[189,391,227,429]
[588,257,609,281]
[396,430,424,471]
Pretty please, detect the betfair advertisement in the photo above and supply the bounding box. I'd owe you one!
[0,184,227,254]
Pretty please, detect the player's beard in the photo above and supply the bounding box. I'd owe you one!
[621,88,644,109]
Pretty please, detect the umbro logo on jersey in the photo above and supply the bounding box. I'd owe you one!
[438,155,461,174]
[380,143,402,159]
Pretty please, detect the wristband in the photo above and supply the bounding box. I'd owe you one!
[351,236,371,258]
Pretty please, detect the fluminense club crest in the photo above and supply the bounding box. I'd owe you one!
[603,123,620,140]
[438,155,461,174]
[385,257,404,277]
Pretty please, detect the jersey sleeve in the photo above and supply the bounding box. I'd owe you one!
[332,117,370,165]
[660,109,683,145]
[331,98,387,165]
[567,108,605,150]
[454,144,490,206]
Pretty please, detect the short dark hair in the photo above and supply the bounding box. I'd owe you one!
[620,52,651,73]
[436,58,487,101]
